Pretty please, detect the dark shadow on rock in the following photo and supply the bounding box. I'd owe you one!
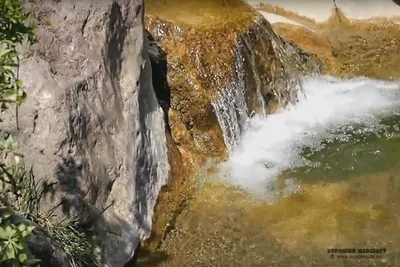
[50,155,134,266]
[146,29,171,126]
[122,242,142,267]
[104,1,126,124]
[55,157,95,223]
[106,3,127,81]
[36,3,141,265]
[392,0,400,6]
[49,0,128,226]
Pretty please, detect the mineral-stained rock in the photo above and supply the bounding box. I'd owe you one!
[145,0,321,156]
[259,6,400,79]
[0,0,172,266]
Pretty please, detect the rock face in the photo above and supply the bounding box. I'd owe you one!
[1,0,170,266]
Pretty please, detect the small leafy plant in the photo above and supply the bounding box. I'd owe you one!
[0,0,36,112]
[0,0,38,266]
[0,212,39,266]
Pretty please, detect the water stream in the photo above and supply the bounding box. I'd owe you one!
[221,75,400,198]
[156,75,400,267]
[211,48,249,153]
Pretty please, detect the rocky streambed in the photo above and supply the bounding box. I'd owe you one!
[137,2,400,267]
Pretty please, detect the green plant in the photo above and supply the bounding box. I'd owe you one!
[0,138,41,266]
[0,211,39,267]
[0,0,36,112]
[0,0,37,266]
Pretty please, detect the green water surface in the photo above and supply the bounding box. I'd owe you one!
[285,113,400,183]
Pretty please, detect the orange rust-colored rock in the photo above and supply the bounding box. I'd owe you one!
[145,1,320,157]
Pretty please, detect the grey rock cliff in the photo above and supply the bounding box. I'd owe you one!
[1,0,169,266]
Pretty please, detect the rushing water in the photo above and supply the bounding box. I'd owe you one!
[220,75,400,198]
[212,48,249,153]
[149,75,400,267]
[211,19,305,154]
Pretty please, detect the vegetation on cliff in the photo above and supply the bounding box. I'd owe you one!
[0,0,38,265]
[0,1,100,266]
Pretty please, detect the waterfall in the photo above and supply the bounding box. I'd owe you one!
[212,48,249,153]
[222,75,400,197]
[241,34,268,117]
[212,18,309,154]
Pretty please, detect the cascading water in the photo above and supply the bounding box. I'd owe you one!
[241,32,268,117]
[155,4,400,266]
[211,16,400,202]
[160,75,400,267]
[265,23,307,106]
[220,75,400,198]
[211,47,249,153]
[212,18,308,154]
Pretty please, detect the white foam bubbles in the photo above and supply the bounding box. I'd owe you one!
[219,75,400,198]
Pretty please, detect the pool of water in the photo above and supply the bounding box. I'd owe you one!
[140,76,400,267]
[286,112,400,183]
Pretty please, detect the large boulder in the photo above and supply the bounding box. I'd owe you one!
[1,0,171,266]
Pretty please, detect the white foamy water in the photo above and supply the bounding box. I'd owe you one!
[219,75,400,198]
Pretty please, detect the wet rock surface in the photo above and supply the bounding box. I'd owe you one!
[138,5,400,267]
[145,0,320,157]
